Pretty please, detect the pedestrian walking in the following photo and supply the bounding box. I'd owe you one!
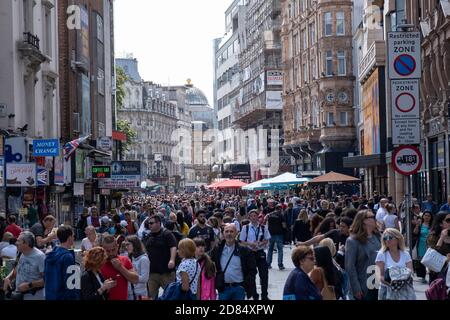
[124,235,150,300]
[44,226,80,300]
[283,245,322,300]
[239,209,271,300]
[194,238,216,300]
[143,215,177,299]
[99,234,139,300]
[266,204,286,270]
[211,224,257,300]
[80,247,116,300]
[345,210,381,300]
[376,228,416,300]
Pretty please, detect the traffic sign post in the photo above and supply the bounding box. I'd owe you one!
[388,31,421,146]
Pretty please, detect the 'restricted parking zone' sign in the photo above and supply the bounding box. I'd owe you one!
[388,32,421,79]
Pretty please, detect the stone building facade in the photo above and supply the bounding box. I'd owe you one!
[282,0,356,177]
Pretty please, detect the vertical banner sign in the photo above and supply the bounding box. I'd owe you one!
[388,31,421,145]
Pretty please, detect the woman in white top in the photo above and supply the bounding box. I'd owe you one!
[81,226,97,254]
[375,228,415,300]
[176,238,200,298]
[382,203,400,231]
[125,235,150,300]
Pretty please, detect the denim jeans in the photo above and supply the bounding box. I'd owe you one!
[267,234,284,267]
[218,285,246,301]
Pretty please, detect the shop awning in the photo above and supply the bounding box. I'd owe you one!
[309,171,361,185]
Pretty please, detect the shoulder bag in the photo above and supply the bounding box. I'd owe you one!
[215,247,236,293]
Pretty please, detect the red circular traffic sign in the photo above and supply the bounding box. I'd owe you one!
[395,92,415,113]
[392,146,422,176]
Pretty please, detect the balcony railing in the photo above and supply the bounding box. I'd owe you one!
[23,32,40,50]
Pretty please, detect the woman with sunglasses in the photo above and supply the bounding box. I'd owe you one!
[376,228,415,300]
[345,210,381,300]
[283,245,322,300]
[426,211,450,283]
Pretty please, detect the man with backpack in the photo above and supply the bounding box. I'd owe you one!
[143,215,177,299]
[239,209,271,300]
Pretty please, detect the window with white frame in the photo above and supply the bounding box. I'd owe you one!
[309,21,316,45]
[312,99,318,127]
[336,12,345,35]
[327,112,335,126]
[340,112,348,126]
[303,62,308,83]
[324,12,332,36]
[326,50,333,76]
[338,50,346,75]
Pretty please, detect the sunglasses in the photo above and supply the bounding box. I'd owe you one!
[383,235,396,241]
[148,221,155,225]
[445,218,450,223]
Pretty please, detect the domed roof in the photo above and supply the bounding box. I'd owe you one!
[186,85,209,106]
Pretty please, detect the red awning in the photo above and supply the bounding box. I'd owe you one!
[214,180,248,189]
[112,131,127,142]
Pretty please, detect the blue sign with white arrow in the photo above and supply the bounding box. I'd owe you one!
[33,139,60,157]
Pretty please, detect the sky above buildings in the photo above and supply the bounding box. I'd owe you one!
[115,0,232,106]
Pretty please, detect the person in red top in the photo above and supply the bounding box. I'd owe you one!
[100,234,139,300]
[5,215,22,239]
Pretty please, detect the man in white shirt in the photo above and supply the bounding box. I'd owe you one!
[376,198,389,230]
[239,210,271,300]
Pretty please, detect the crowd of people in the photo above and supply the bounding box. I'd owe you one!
[0,190,449,300]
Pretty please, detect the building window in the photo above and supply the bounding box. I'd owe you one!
[292,34,298,56]
[311,56,317,79]
[309,21,316,45]
[338,50,346,75]
[340,112,348,126]
[312,99,318,127]
[303,62,308,83]
[326,50,333,76]
[336,12,345,35]
[324,12,332,36]
[327,112,335,126]
[302,29,306,50]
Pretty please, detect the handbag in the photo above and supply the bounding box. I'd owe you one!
[320,268,336,300]
[421,248,447,273]
[158,262,198,300]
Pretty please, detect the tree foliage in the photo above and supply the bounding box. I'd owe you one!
[116,119,137,152]
[116,66,128,109]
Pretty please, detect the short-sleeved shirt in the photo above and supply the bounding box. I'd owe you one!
[15,248,46,288]
[81,238,94,251]
[267,211,285,236]
[188,225,215,252]
[239,223,271,251]
[100,255,133,300]
[375,250,412,272]
[5,224,22,239]
[176,258,200,294]
[144,229,177,274]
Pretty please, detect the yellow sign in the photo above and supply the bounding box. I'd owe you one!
[362,69,381,155]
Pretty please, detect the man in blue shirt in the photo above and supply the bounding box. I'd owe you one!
[439,195,450,212]
[422,194,438,215]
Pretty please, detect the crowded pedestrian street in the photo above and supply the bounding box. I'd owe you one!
[1,0,450,305]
